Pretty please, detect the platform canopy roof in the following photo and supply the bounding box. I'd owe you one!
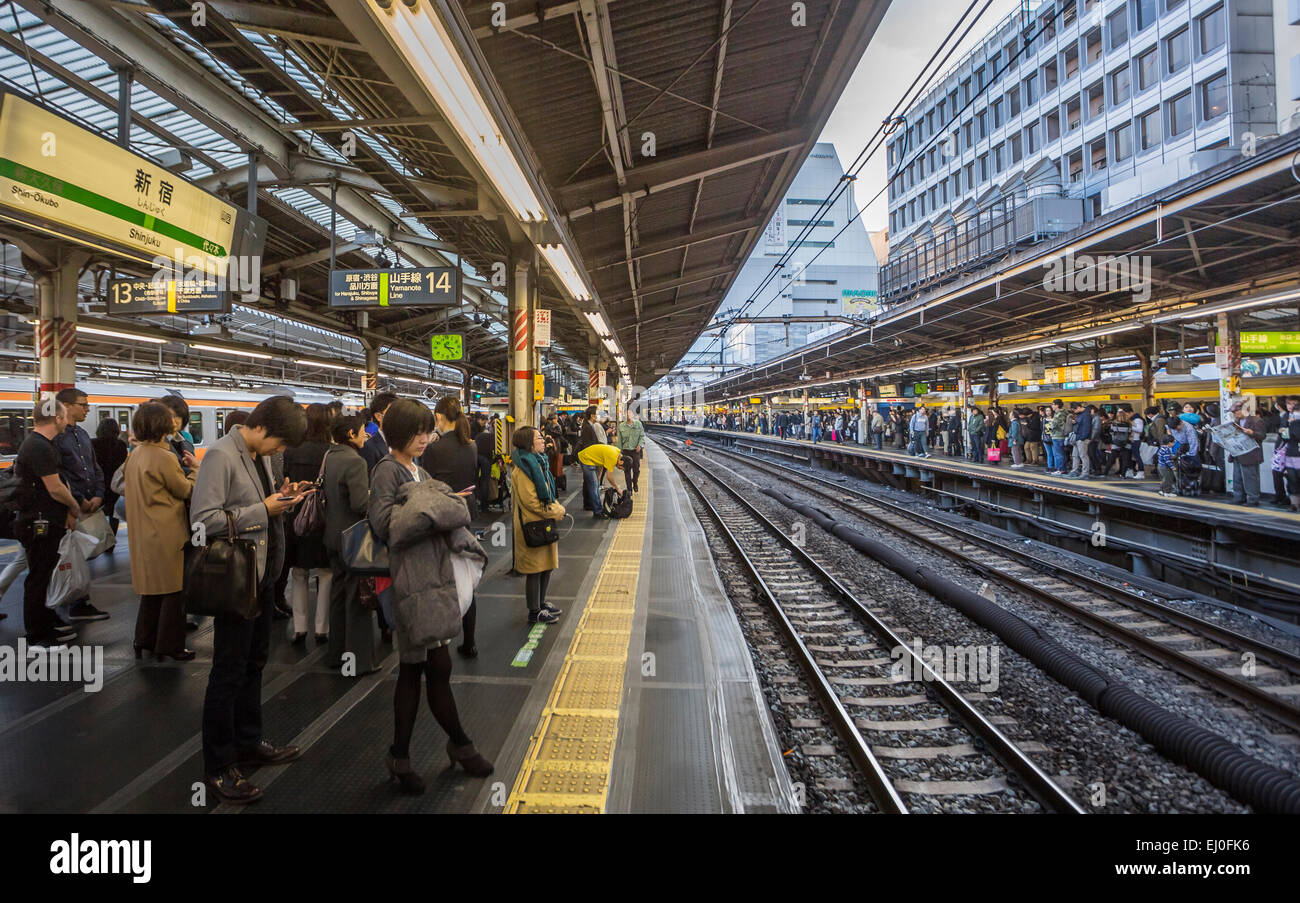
[0,0,891,392]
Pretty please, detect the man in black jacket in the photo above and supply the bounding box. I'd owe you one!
[360,391,398,473]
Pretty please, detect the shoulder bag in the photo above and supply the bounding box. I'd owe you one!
[292,449,330,535]
[183,511,260,619]
[341,518,390,575]
[517,498,559,547]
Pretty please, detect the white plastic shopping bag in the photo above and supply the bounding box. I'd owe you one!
[78,509,115,559]
[450,552,484,617]
[45,529,96,609]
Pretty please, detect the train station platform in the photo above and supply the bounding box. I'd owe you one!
[0,446,794,814]
[650,425,1300,607]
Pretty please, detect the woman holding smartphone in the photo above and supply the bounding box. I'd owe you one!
[419,396,481,658]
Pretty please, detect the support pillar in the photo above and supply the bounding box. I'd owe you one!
[362,341,378,401]
[960,367,972,457]
[1217,312,1240,495]
[27,249,88,396]
[1136,348,1154,412]
[509,260,534,440]
[858,385,867,444]
[460,366,472,407]
[986,370,1000,407]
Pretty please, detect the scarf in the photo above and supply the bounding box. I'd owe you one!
[516,450,556,505]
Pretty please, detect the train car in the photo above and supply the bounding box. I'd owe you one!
[0,375,365,468]
[915,374,1300,413]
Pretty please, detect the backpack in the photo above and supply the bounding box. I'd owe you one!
[602,487,633,519]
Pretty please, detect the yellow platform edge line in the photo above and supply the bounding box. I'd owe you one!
[505,472,649,814]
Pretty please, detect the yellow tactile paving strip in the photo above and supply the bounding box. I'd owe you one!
[505,469,650,814]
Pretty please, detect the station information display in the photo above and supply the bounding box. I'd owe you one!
[329,267,461,308]
[0,91,264,272]
[107,277,228,315]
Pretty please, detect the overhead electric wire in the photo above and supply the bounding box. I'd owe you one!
[677,0,998,372]
[689,1,1082,384]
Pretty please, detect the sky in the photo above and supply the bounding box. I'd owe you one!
[819,0,1026,232]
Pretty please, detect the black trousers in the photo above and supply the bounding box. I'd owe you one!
[326,550,379,675]
[201,570,276,774]
[135,591,186,654]
[18,521,64,639]
[621,449,641,490]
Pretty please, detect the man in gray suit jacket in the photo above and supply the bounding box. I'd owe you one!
[191,396,308,805]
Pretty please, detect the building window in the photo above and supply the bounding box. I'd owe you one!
[1067,149,1084,183]
[1197,5,1225,56]
[1165,0,1185,11]
[1137,47,1159,92]
[1064,45,1080,79]
[1107,7,1129,50]
[1165,27,1189,76]
[1066,96,1082,131]
[1113,122,1134,162]
[993,143,1005,172]
[1010,133,1023,164]
[1046,109,1060,141]
[1085,27,1104,67]
[1024,75,1039,105]
[1167,90,1192,137]
[979,153,989,181]
[977,110,988,140]
[1111,65,1131,105]
[1008,88,1021,119]
[992,98,1004,129]
[1134,0,1156,32]
[963,120,973,147]
[1089,137,1107,172]
[1199,71,1228,122]
[1026,120,1040,154]
[1043,60,1058,92]
[1139,106,1161,149]
[1087,81,1105,120]
[964,162,975,190]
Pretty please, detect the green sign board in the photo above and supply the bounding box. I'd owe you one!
[430,333,463,361]
[1241,332,1300,354]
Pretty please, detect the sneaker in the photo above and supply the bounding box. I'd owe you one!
[67,601,109,621]
[1158,490,1176,497]
[542,602,563,615]
[528,609,560,625]
[27,635,69,651]
[1130,471,1145,480]
[1010,464,1025,469]
[923,453,933,458]
[53,623,78,639]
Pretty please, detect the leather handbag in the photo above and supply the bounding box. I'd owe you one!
[517,500,558,547]
[292,450,330,536]
[182,511,260,619]
[341,518,390,575]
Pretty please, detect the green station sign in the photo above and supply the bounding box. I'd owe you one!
[0,91,264,271]
[1241,332,1300,354]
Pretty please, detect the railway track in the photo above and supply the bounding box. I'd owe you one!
[683,437,1300,735]
[666,446,1085,814]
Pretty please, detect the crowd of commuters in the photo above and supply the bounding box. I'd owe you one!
[665,394,1300,509]
[4,386,650,804]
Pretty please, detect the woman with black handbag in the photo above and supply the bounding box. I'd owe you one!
[510,426,566,625]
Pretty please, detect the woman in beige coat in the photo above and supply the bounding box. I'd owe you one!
[510,426,565,624]
[125,402,197,661]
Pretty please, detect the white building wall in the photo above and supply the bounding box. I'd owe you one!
[887,0,1278,244]
[683,142,879,372]
[1281,0,1300,132]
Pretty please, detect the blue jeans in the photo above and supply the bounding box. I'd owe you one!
[909,432,927,455]
[813,427,821,443]
[582,463,602,512]
[1049,439,1066,471]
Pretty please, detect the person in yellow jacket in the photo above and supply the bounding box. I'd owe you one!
[576,442,624,519]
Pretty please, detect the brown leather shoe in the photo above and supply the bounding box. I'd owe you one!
[237,740,302,766]
[206,767,262,804]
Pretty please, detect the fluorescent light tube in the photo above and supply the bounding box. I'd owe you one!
[79,326,166,345]
[373,2,545,222]
[191,343,272,360]
[539,244,592,301]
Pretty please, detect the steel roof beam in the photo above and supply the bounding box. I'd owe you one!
[561,129,804,217]
[18,0,291,170]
